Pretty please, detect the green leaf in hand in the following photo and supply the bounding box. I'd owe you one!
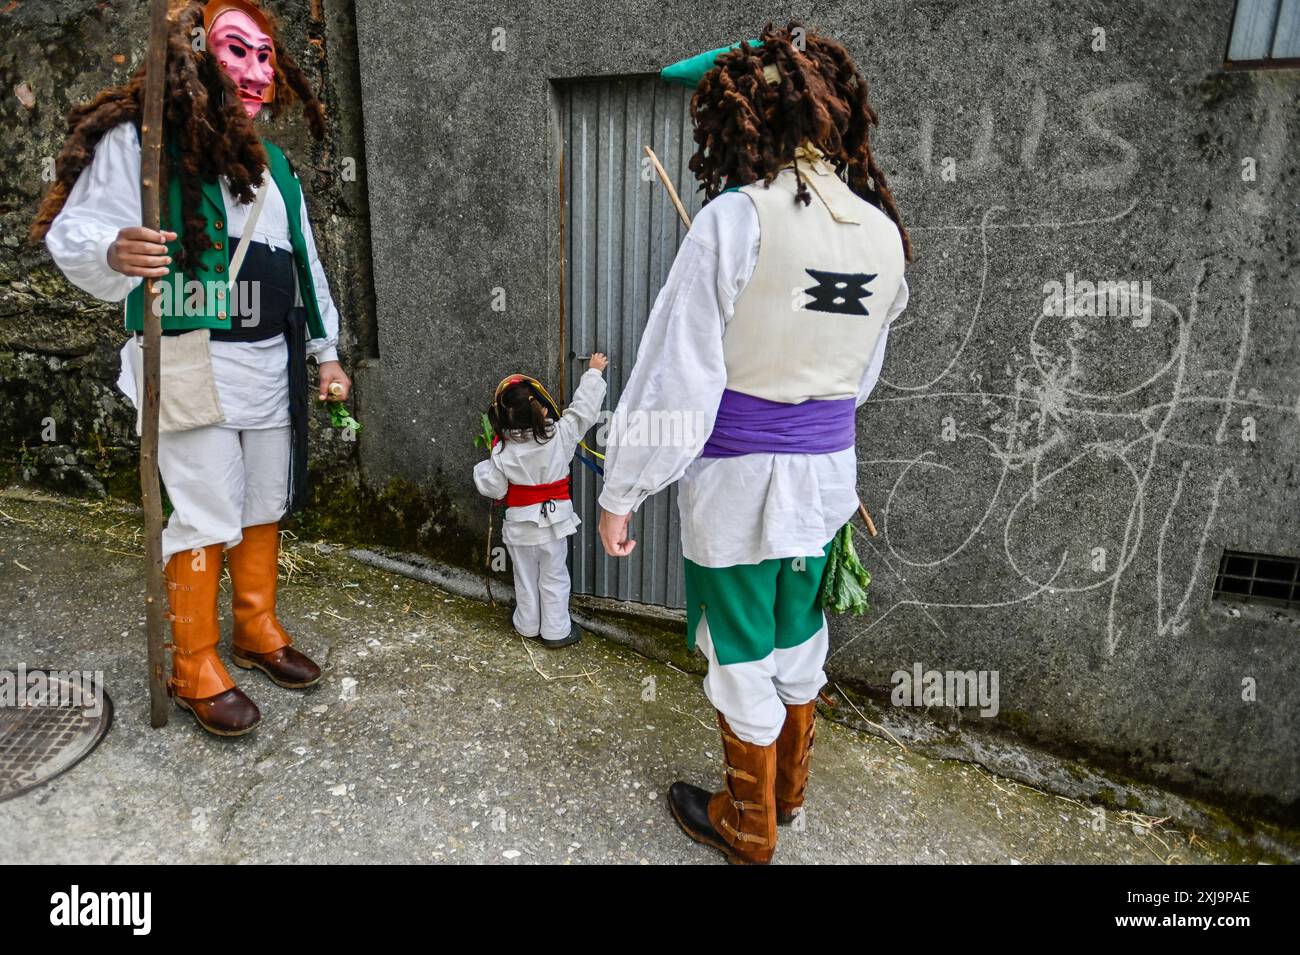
[328,402,362,433]
[820,523,871,615]
[473,412,496,450]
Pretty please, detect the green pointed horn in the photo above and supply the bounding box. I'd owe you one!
[660,39,763,88]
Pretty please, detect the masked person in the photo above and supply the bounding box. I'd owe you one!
[32,0,349,736]
[597,24,912,863]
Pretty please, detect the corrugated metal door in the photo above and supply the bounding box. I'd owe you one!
[559,75,705,609]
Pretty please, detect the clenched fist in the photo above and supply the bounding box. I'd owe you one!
[599,508,635,558]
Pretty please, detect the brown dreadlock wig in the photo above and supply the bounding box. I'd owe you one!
[689,22,912,262]
[30,0,326,272]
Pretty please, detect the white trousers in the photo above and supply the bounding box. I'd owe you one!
[507,538,572,641]
[695,616,829,746]
[158,424,290,560]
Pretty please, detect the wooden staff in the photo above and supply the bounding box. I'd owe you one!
[484,505,496,608]
[642,146,692,230]
[140,0,171,728]
[858,501,878,538]
[642,143,882,538]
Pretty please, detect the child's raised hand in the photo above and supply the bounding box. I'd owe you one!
[588,352,609,373]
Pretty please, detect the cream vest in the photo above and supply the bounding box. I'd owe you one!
[725,159,906,404]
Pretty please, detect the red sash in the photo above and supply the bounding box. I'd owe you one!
[500,477,571,508]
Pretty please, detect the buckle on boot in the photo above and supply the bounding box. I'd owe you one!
[718,816,769,847]
[724,764,758,784]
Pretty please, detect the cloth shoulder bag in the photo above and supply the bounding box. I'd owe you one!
[132,175,270,435]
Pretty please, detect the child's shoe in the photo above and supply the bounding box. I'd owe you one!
[540,623,583,649]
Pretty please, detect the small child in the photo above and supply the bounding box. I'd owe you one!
[474,354,609,647]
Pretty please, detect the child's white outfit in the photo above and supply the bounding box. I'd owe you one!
[473,369,607,641]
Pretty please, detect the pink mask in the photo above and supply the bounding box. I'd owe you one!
[209,9,277,117]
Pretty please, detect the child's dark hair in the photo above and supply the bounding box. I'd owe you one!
[489,381,556,444]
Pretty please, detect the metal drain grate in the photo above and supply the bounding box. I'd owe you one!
[0,669,113,802]
[1213,549,1300,610]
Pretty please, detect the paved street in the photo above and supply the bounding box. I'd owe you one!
[0,490,1274,864]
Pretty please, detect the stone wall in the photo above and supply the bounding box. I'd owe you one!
[0,0,374,494]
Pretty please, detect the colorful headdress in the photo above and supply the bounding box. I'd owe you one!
[660,39,764,88]
[492,374,555,417]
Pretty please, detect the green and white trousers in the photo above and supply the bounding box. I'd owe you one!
[684,541,831,746]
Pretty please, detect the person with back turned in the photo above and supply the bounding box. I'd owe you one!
[597,23,912,864]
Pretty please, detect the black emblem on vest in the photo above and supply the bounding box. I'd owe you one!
[803,269,877,316]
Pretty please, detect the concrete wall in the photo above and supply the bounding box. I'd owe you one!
[3,0,1296,821]
[352,0,1299,820]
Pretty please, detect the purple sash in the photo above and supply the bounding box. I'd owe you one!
[700,389,856,458]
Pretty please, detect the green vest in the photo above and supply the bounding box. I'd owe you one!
[125,139,326,339]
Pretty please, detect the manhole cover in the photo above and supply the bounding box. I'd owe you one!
[0,667,113,802]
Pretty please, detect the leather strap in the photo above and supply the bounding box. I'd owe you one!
[724,764,757,784]
[718,817,769,847]
[227,172,270,287]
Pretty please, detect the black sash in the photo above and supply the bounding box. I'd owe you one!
[210,238,296,343]
[284,306,309,515]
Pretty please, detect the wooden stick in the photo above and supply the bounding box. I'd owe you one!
[140,0,171,729]
[643,145,692,230]
[858,501,878,538]
[484,505,496,608]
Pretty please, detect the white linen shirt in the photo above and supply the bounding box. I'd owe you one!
[44,122,343,430]
[597,190,909,568]
[474,369,608,545]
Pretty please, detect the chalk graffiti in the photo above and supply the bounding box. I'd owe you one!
[898,82,1144,192]
[833,207,1295,661]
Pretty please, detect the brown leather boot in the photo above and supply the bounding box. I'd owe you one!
[775,700,817,825]
[227,522,322,689]
[166,544,261,736]
[667,712,777,865]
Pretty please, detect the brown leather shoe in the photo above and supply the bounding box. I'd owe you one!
[776,699,817,825]
[226,522,321,689]
[667,781,730,854]
[166,544,261,737]
[232,644,321,689]
[173,688,262,737]
[669,712,777,865]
